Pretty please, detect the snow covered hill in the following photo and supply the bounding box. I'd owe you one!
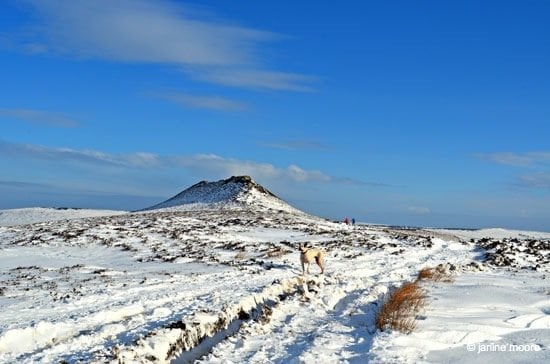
[141,175,300,214]
[0,178,548,363]
[0,207,127,227]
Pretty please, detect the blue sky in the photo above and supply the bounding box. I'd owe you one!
[1,0,549,231]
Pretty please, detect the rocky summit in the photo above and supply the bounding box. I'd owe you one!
[141,175,294,212]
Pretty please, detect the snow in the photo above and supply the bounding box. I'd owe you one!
[141,176,300,215]
[0,207,127,226]
[0,181,548,363]
[369,272,550,363]
[429,227,550,241]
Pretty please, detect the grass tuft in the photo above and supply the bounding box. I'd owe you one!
[375,281,426,334]
[234,251,247,260]
[417,264,454,282]
[376,264,455,334]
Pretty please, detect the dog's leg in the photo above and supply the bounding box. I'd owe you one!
[316,255,324,274]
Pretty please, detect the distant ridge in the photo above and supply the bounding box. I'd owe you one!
[141,176,299,213]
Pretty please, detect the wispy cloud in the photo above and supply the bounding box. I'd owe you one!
[171,155,332,184]
[0,108,79,127]
[15,0,316,92]
[173,155,386,186]
[0,179,163,210]
[154,92,247,112]
[259,139,330,151]
[479,151,550,190]
[0,140,161,168]
[333,177,392,187]
[517,173,550,189]
[188,68,317,92]
[0,180,50,188]
[408,206,431,215]
[0,140,383,186]
[21,0,272,65]
[478,152,550,167]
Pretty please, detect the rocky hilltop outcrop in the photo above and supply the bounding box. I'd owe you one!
[141,176,296,212]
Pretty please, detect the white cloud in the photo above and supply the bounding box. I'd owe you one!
[0,180,49,188]
[22,0,272,66]
[259,139,329,151]
[479,152,550,167]
[189,67,317,91]
[408,206,431,215]
[172,154,331,183]
[518,173,550,189]
[479,152,550,189]
[0,140,337,184]
[0,140,162,168]
[0,108,79,127]
[286,164,331,183]
[16,0,316,92]
[155,92,247,112]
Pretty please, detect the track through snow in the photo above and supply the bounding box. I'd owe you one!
[0,205,549,363]
[199,275,381,364]
[196,236,474,364]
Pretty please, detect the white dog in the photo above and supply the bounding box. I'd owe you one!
[299,243,325,274]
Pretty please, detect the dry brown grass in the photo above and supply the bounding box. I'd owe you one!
[375,281,427,334]
[417,265,454,282]
[234,251,247,260]
[266,247,291,258]
[376,264,455,334]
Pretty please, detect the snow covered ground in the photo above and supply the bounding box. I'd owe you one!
[0,202,548,363]
[370,272,549,363]
[429,227,550,241]
[0,207,127,227]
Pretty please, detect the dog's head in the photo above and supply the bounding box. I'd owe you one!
[298,243,308,253]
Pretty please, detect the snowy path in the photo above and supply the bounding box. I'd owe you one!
[199,275,380,364]
[196,236,476,363]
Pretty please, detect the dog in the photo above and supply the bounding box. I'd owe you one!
[299,243,325,275]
